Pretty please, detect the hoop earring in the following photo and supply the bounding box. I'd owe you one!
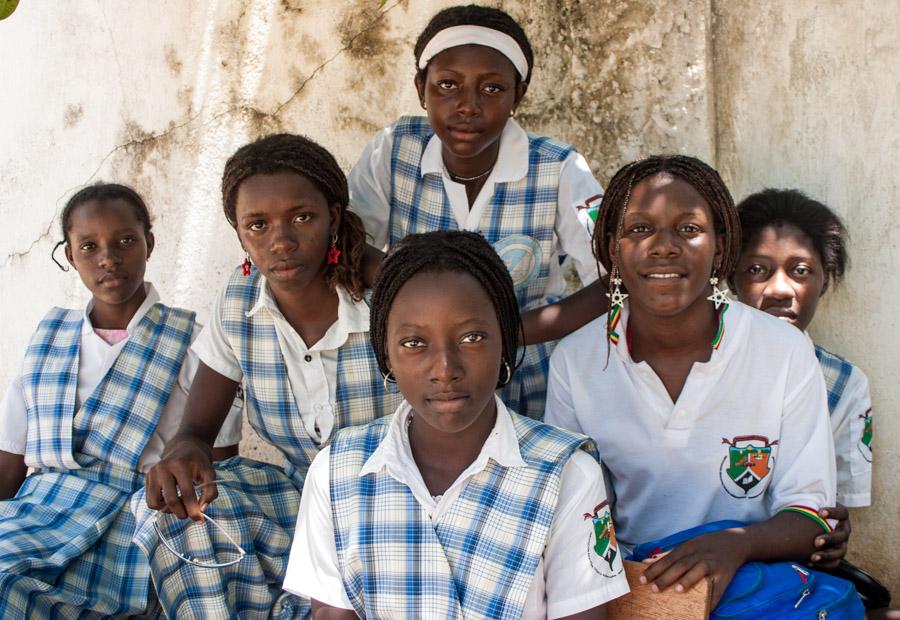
[51,240,70,272]
[326,232,341,265]
[241,253,252,276]
[707,273,730,309]
[382,369,396,392]
[606,268,628,308]
[497,360,512,387]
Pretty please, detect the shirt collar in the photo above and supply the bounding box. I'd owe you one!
[247,278,370,338]
[82,282,160,336]
[419,118,530,183]
[359,395,527,481]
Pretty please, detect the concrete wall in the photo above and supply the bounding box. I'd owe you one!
[1,0,896,591]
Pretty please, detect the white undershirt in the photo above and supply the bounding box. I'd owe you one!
[284,397,630,619]
[348,117,604,299]
[192,279,370,445]
[0,284,243,472]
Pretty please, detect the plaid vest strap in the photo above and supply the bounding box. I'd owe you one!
[330,411,595,619]
[815,345,854,414]
[220,266,400,477]
[21,304,195,471]
[389,115,572,311]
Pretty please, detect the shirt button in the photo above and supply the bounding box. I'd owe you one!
[304,354,312,362]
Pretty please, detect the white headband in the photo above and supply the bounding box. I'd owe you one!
[417,25,529,80]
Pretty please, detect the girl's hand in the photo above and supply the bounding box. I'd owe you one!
[145,438,216,521]
[809,504,850,569]
[640,530,751,607]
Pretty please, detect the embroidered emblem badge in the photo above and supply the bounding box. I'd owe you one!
[584,500,623,578]
[858,408,873,462]
[719,435,779,498]
[492,234,542,290]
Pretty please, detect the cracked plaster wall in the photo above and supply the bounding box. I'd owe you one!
[1,0,896,590]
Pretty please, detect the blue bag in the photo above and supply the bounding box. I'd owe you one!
[630,521,865,619]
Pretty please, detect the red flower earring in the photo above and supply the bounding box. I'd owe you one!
[326,233,341,265]
[241,254,252,276]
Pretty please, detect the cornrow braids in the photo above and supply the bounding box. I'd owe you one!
[736,188,847,293]
[221,133,367,300]
[370,230,523,388]
[592,155,741,345]
[414,4,534,84]
[52,182,153,271]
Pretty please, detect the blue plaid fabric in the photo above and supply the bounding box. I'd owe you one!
[815,345,854,414]
[0,302,194,619]
[131,267,400,619]
[388,116,572,419]
[329,410,596,619]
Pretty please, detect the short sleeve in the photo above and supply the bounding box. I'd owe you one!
[544,344,584,435]
[767,345,837,516]
[555,152,604,284]
[543,451,630,618]
[190,289,243,383]
[348,126,395,250]
[283,446,354,610]
[830,367,873,507]
[0,375,28,455]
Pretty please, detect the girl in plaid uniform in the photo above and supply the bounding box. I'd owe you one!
[0,183,242,618]
[348,5,609,420]
[138,135,401,619]
[286,231,629,619]
[545,157,842,609]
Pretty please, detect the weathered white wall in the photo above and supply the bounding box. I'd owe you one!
[1,0,896,591]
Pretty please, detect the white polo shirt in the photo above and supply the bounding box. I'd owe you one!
[0,284,243,472]
[193,279,370,445]
[348,117,604,298]
[545,301,836,551]
[284,397,630,619]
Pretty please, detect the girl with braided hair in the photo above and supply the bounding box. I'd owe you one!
[349,4,609,420]
[545,156,842,609]
[285,230,629,619]
[138,134,401,618]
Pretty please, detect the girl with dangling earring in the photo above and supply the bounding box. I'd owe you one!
[0,183,242,617]
[285,230,629,619]
[545,155,841,610]
[348,4,610,420]
[138,134,402,619]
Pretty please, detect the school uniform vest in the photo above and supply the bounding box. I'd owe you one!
[329,412,595,619]
[20,303,194,484]
[815,345,855,414]
[219,266,399,484]
[388,116,573,419]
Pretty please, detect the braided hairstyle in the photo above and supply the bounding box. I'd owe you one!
[51,182,153,271]
[414,5,534,84]
[736,189,847,293]
[593,155,741,341]
[221,133,367,300]
[370,230,522,388]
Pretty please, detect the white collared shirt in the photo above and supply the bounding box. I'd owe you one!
[284,397,630,619]
[348,118,603,298]
[193,280,370,444]
[0,284,243,472]
[546,301,837,551]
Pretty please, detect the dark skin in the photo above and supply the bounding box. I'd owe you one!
[1,199,234,500]
[733,224,850,567]
[146,171,342,520]
[359,45,608,346]
[312,270,606,619]
[611,175,822,605]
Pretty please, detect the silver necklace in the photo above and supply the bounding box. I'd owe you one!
[448,166,493,183]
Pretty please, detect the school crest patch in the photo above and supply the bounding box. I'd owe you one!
[719,435,778,498]
[858,408,873,462]
[492,234,542,290]
[584,500,623,578]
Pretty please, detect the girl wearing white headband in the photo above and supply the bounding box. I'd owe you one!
[349,4,609,421]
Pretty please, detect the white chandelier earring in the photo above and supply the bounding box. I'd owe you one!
[606,269,629,308]
[707,273,730,310]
